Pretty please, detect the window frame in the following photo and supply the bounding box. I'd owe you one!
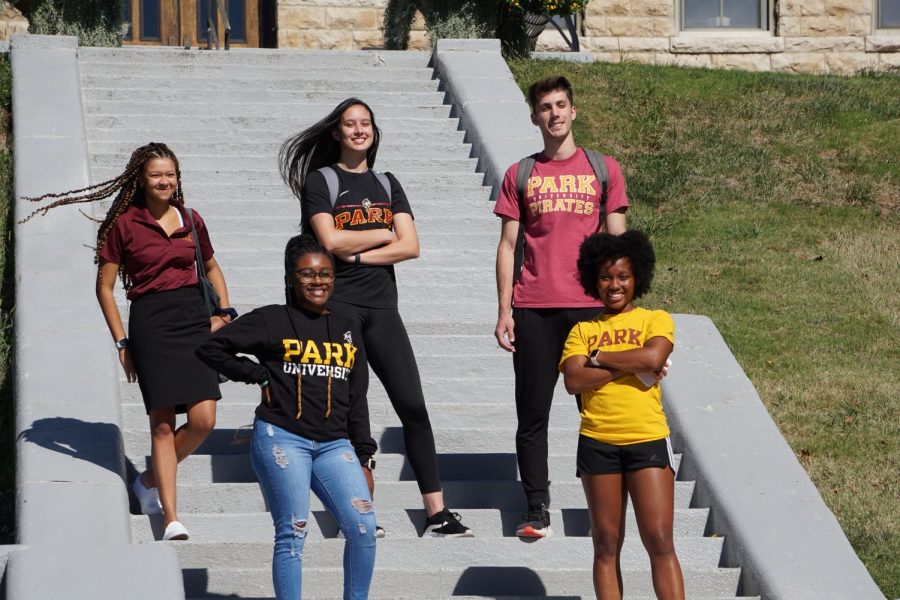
[678,0,773,34]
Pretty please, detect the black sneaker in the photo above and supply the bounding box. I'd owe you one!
[516,503,552,538]
[423,509,474,538]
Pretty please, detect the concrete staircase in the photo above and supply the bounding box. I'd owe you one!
[78,47,755,599]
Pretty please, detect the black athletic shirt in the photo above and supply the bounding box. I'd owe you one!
[301,167,413,309]
[195,304,377,462]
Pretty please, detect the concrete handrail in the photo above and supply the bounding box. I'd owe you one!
[7,34,182,599]
[665,315,884,600]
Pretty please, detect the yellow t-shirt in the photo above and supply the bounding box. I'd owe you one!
[559,307,674,445]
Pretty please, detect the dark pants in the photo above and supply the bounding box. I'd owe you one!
[513,306,600,508]
[332,301,441,494]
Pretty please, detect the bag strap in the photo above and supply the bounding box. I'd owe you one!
[186,207,206,278]
[513,155,536,283]
[316,166,392,207]
[583,149,609,232]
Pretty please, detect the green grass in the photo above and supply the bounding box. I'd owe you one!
[0,53,14,544]
[509,59,899,595]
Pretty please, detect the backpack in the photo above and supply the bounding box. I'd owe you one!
[303,166,393,233]
[316,165,392,209]
[513,149,609,282]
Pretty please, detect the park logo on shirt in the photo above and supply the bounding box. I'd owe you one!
[280,337,358,380]
[525,174,598,218]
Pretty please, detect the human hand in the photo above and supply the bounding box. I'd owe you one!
[494,313,516,352]
[260,382,272,406]
[210,315,230,332]
[119,348,138,383]
[362,464,374,497]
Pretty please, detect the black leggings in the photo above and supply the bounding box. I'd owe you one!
[513,306,600,508]
[331,300,441,494]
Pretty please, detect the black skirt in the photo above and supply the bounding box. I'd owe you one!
[128,286,221,414]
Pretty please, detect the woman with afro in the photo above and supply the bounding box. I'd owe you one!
[559,230,684,600]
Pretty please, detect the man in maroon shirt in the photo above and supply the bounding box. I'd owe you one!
[493,76,629,538]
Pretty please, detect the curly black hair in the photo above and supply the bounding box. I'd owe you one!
[577,230,656,300]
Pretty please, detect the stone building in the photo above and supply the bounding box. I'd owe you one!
[113,1,899,74]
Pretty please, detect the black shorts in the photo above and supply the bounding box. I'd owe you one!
[576,435,674,477]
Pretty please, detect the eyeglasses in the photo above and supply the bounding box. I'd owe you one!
[295,269,335,283]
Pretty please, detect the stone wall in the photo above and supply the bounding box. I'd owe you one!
[0,2,28,41]
[277,0,430,50]
[537,0,900,74]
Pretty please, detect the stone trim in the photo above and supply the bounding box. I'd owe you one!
[866,35,900,51]
[670,36,784,53]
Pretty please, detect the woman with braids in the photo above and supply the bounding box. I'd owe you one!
[196,234,376,600]
[560,230,683,600]
[21,143,234,542]
[279,98,472,538]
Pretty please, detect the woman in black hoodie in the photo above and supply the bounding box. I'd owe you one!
[197,234,376,600]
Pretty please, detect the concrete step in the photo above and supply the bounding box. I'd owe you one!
[144,183,489,202]
[121,398,580,430]
[83,100,452,119]
[86,123,466,144]
[170,539,735,597]
[89,140,473,158]
[125,426,586,458]
[200,214,496,234]
[122,373,545,407]
[85,114,461,133]
[83,89,446,106]
[89,153,479,173]
[131,504,708,542]
[127,451,681,485]
[81,74,440,92]
[123,481,696,513]
[89,167,485,187]
[78,47,433,68]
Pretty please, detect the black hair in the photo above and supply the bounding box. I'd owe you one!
[279,98,382,202]
[577,230,656,300]
[527,75,574,113]
[283,234,333,305]
[18,142,183,292]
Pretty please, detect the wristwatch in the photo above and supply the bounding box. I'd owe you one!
[589,349,601,367]
[213,307,239,320]
[114,337,128,350]
[363,457,376,471]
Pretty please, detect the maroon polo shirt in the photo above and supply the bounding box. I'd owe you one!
[99,200,215,301]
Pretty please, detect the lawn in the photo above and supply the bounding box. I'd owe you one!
[0,53,14,544]
[509,58,899,595]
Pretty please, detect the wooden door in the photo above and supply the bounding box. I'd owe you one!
[123,0,259,48]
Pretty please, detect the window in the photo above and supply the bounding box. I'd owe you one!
[140,0,160,41]
[198,0,218,42]
[121,0,132,41]
[681,0,768,30]
[878,0,900,28]
[228,0,246,42]
[198,0,246,43]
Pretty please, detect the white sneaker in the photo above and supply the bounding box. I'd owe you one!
[163,520,190,541]
[337,525,385,539]
[132,473,163,515]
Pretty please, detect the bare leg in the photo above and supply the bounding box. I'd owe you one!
[147,407,179,526]
[143,399,217,485]
[422,491,444,518]
[626,467,684,600]
[582,474,627,600]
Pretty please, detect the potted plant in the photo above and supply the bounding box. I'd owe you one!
[503,0,588,48]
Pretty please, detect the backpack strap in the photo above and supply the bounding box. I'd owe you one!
[315,165,341,207]
[513,155,536,283]
[372,170,392,200]
[583,149,609,232]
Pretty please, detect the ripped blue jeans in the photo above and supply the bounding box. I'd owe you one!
[251,418,376,600]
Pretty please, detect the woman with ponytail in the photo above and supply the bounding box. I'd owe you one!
[196,234,377,600]
[21,143,233,541]
[279,98,472,538]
